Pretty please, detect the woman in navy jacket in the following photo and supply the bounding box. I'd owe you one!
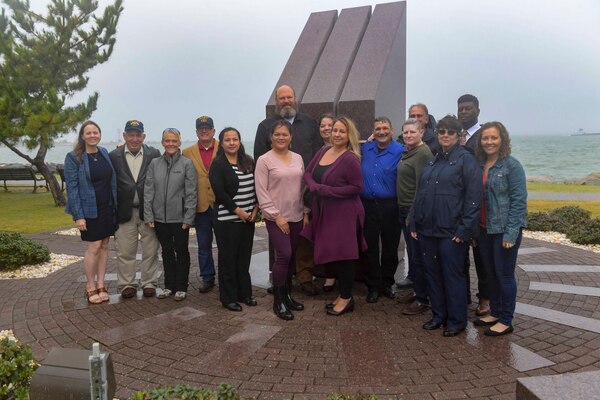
[473,122,527,336]
[410,115,482,336]
[65,120,117,304]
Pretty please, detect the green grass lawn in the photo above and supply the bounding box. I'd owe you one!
[527,182,600,192]
[528,200,600,218]
[2,183,600,234]
[0,188,72,234]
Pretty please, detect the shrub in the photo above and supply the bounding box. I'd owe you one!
[0,330,39,399]
[568,217,600,245]
[549,206,591,229]
[527,206,592,234]
[0,232,50,271]
[130,383,247,400]
[526,211,557,232]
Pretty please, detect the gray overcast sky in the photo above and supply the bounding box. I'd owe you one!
[67,0,600,142]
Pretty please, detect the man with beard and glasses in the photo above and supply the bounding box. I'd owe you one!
[254,85,322,167]
[254,84,322,295]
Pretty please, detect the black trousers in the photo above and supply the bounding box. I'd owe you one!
[464,245,488,300]
[362,198,402,291]
[214,220,254,304]
[325,260,355,299]
[155,222,190,292]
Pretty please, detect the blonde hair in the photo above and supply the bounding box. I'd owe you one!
[334,116,361,160]
[162,128,182,141]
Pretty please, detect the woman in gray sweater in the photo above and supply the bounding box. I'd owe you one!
[144,128,197,301]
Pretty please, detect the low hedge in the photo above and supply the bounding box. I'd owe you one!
[129,384,379,400]
[0,232,50,271]
[527,206,600,245]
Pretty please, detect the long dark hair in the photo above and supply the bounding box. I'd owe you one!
[216,127,254,173]
[74,120,101,162]
[475,121,512,162]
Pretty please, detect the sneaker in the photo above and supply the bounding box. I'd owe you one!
[396,277,413,289]
[174,291,187,301]
[157,289,173,299]
[402,301,429,315]
[198,280,215,293]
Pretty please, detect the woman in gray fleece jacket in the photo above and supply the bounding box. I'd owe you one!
[144,128,197,301]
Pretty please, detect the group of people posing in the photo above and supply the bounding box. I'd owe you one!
[64,85,527,338]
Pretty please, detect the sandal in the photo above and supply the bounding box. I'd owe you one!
[98,287,110,302]
[86,289,102,304]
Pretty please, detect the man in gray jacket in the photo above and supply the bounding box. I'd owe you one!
[109,120,161,299]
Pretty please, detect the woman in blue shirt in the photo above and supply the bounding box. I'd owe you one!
[473,122,527,336]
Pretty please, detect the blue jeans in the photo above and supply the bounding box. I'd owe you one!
[419,235,469,330]
[399,206,428,305]
[478,228,522,326]
[194,208,216,282]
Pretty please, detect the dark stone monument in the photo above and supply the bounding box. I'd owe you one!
[264,10,337,117]
[337,2,407,138]
[265,2,406,139]
[301,6,372,120]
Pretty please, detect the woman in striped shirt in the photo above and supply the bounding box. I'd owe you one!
[209,127,259,311]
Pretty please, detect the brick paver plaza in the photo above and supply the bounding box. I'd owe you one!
[2,226,600,399]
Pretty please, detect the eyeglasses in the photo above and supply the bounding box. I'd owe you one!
[409,114,425,119]
[163,128,180,134]
[436,129,458,136]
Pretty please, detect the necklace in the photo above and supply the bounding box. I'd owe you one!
[88,152,99,162]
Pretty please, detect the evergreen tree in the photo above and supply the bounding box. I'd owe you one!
[0,0,123,206]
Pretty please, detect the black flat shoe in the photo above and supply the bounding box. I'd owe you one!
[327,298,354,316]
[242,297,258,306]
[443,327,465,337]
[366,291,379,303]
[473,318,498,327]
[484,325,514,336]
[223,302,242,312]
[423,320,443,330]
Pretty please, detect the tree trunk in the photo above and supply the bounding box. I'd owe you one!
[0,138,67,207]
[33,142,66,207]
[34,161,66,207]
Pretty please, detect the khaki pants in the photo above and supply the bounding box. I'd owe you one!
[115,211,159,291]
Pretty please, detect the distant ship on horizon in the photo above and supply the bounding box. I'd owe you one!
[571,128,600,136]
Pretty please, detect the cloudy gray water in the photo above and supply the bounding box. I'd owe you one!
[1,135,599,182]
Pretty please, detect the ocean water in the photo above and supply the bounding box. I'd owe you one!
[1,136,599,181]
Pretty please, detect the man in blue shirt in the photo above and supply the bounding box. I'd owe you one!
[361,117,405,303]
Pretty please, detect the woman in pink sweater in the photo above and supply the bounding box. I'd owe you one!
[255,120,309,320]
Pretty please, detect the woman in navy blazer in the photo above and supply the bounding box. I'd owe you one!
[65,120,117,304]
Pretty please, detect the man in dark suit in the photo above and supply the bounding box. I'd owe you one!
[457,94,490,315]
[109,120,161,299]
[458,94,482,152]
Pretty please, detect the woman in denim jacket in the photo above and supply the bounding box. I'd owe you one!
[473,122,527,336]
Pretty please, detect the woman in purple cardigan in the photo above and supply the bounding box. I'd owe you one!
[302,116,366,316]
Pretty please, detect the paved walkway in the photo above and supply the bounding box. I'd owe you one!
[2,227,600,399]
[527,191,600,201]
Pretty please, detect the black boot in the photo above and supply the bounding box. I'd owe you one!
[284,278,304,311]
[273,286,293,320]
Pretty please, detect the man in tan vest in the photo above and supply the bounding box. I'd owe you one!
[182,116,218,292]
